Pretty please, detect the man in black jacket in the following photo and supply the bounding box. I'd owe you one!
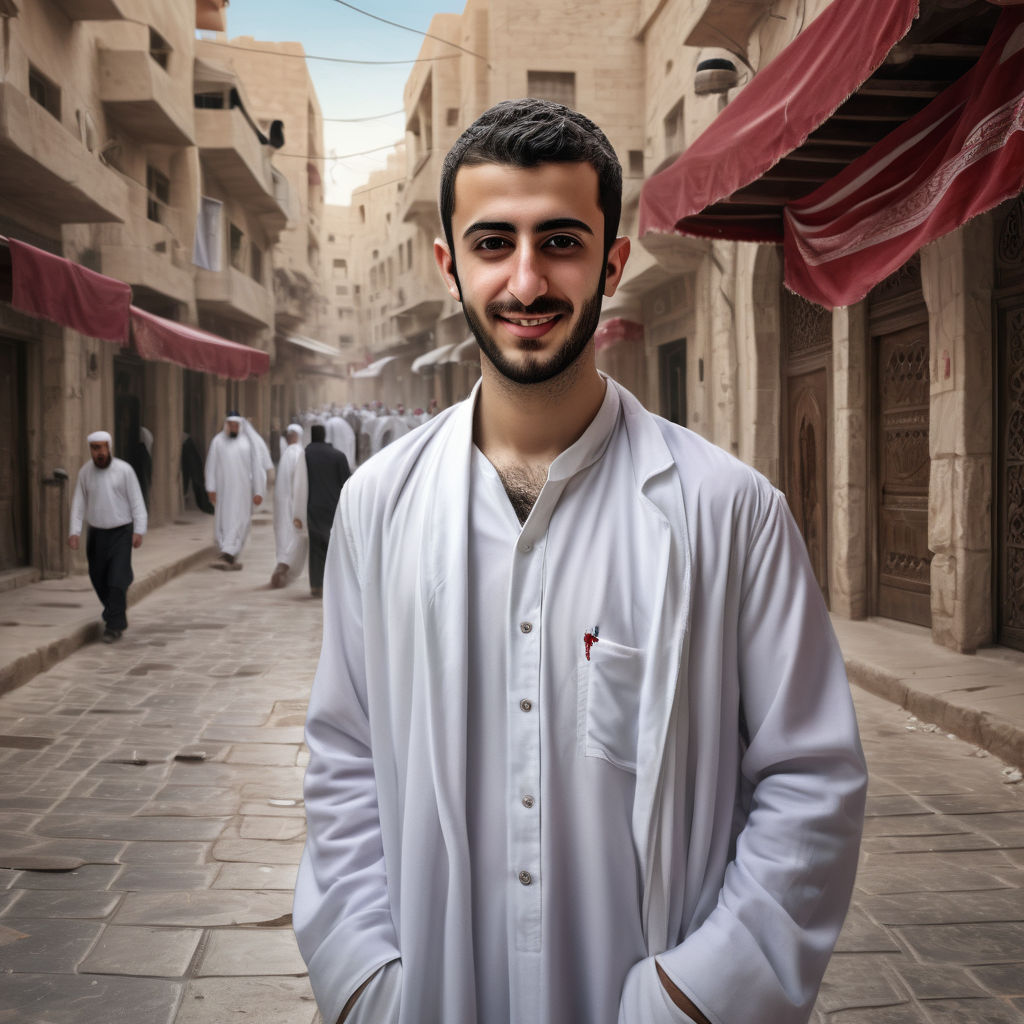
[292,423,350,597]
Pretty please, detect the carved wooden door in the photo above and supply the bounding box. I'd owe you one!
[875,325,931,626]
[997,298,1024,650]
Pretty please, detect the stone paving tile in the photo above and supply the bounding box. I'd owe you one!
[34,814,229,842]
[139,789,241,818]
[823,1006,930,1023]
[833,907,902,954]
[864,795,935,817]
[970,964,1024,995]
[196,928,307,976]
[897,922,1024,965]
[212,837,306,865]
[80,925,203,977]
[226,743,301,766]
[0,972,181,1024]
[862,833,1001,855]
[112,864,220,891]
[853,862,1010,896]
[4,889,122,919]
[239,816,305,841]
[200,726,305,745]
[113,889,293,927]
[118,841,213,865]
[212,863,298,890]
[895,964,991,1000]
[921,1000,1023,1023]
[239,799,305,818]
[0,917,103,972]
[858,890,1024,926]
[816,953,909,1012]
[175,976,317,1024]
[13,864,121,891]
[861,815,972,838]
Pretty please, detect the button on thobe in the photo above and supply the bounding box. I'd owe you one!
[465,381,656,1024]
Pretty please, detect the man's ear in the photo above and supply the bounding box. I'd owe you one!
[602,236,631,298]
[434,239,461,302]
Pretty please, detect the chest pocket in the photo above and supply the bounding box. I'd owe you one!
[577,638,645,773]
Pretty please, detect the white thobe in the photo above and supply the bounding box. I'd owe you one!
[204,431,264,557]
[70,458,147,536]
[274,442,307,575]
[327,415,357,468]
[294,379,867,1024]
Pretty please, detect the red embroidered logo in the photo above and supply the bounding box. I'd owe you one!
[584,626,600,661]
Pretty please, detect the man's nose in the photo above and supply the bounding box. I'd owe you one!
[507,248,547,307]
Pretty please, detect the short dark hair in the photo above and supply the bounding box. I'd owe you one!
[310,424,326,443]
[439,98,623,261]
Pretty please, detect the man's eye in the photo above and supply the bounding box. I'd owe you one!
[476,237,511,252]
[545,235,581,250]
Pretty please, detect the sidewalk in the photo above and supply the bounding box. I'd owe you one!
[0,509,257,697]
[1,520,1022,768]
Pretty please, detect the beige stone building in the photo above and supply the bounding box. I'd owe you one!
[0,0,305,582]
[337,0,1021,659]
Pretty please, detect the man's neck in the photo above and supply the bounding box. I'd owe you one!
[474,354,607,467]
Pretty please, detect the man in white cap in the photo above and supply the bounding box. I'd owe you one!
[204,411,265,570]
[68,430,147,643]
[270,423,308,588]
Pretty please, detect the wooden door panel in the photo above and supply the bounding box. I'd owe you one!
[876,325,931,626]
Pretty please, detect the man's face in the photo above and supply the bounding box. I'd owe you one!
[226,420,240,438]
[89,442,111,468]
[435,161,629,387]
[287,430,300,445]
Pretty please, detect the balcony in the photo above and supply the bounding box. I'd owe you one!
[98,48,192,147]
[0,83,126,225]
[52,0,126,19]
[195,108,288,235]
[196,265,273,328]
[401,149,442,228]
[393,270,444,328]
[273,268,315,331]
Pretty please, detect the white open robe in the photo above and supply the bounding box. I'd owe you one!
[293,380,867,1024]
[204,431,264,557]
[273,441,307,576]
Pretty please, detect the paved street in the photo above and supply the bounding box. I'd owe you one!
[0,516,1022,1022]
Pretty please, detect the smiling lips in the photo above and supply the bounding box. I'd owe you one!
[498,313,563,339]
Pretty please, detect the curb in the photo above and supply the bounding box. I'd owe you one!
[0,543,218,698]
[845,657,1024,771]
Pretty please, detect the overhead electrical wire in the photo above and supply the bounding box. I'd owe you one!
[323,110,405,123]
[329,0,491,66]
[200,37,460,66]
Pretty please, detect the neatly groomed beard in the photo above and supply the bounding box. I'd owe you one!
[94,455,111,469]
[463,285,604,387]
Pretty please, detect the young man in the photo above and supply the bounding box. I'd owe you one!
[294,99,867,1024]
[68,430,147,643]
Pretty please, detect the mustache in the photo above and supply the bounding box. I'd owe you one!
[487,298,572,318]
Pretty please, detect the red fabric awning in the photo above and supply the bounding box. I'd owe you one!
[639,0,919,243]
[595,317,644,353]
[130,307,270,380]
[784,6,1024,308]
[2,236,131,344]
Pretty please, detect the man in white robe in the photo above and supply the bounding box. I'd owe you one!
[294,100,867,1024]
[326,412,357,469]
[204,412,264,569]
[270,424,307,588]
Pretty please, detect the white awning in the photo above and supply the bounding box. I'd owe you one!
[445,337,479,363]
[411,343,456,373]
[281,334,338,357]
[351,354,399,379]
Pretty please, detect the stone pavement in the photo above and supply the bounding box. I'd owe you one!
[0,511,1022,1020]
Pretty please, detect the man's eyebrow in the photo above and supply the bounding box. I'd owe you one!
[461,217,595,239]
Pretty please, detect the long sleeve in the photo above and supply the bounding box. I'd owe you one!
[646,490,867,1024]
[123,464,148,534]
[69,465,88,536]
[204,438,219,495]
[293,487,401,1024]
[291,454,308,529]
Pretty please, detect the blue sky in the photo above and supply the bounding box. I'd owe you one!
[220,1,459,204]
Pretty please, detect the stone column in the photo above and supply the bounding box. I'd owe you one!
[830,302,869,619]
[920,219,994,652]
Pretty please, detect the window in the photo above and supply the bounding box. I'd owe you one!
[328,234,336,243]
[446,107,459,127]
[28,65,60,121]
[338,334,353,346]
[194,92,225,109]
[406,239,413,269]
[250,243,263,283]
[146,166,170,224]
[527,71,575,108]
[335,285,349,296]
[229,224,244,270]
[337,306,346,317]
[333,258,347,271]
[359,205,366,224]
[629,150,644,177]
[664,98,685,154]
[149,28,171,71]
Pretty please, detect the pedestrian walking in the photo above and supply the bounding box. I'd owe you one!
[270,423,308,589]
[290,423,349,598]
[293,99,867,1024]
[204,412,264,570]
[68,429,146,643]
[326,411,357,469]
[180,432,214,514]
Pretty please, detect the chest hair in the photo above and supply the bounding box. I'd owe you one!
[495,462,548,525]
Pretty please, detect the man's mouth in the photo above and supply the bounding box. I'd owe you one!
[495,311,565,340]
[501,315,559,327]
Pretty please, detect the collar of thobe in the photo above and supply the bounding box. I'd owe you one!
[415,375,693,953]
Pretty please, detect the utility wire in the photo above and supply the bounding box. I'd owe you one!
[324,110,405,123]
[201,37,460,65]
[330,0,491,66]
[277,142,403,160]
